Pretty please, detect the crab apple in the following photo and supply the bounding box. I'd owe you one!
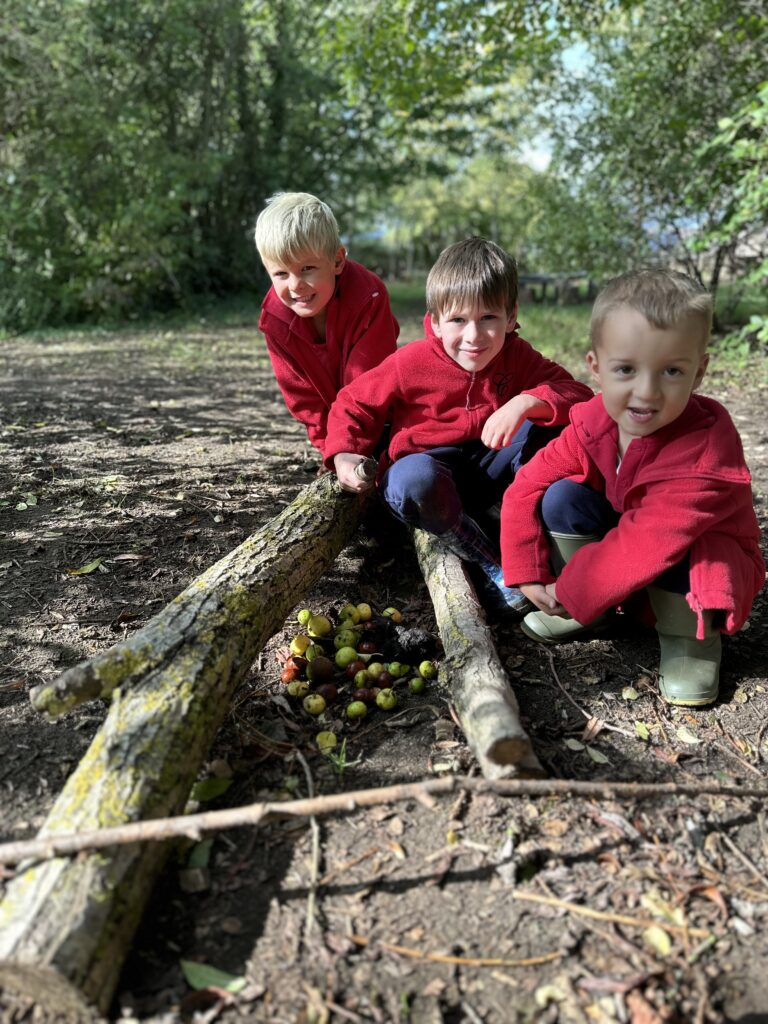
[307,655,335,683]
[307,614,332,638]
[280,666,301,684]
[314,682,338,704]
[346,700,368,720]
[356,602,373,622]
[304,643,325,662]
[382,606,403,623]
[287,679,310,698]
[315,731,337,753]
[418,660,438,679]
[358,639,378,655]
[297,608,312,626]
[408,676,425,694]
[377,670,394,687]
[303,693,327,716]
[353,668,371,687]
[353,687,377,704]
[334,629,359,650]
[339,602,361,624]
[366,661,385,679]
[289,634,311,656]
[345,659,367,679]
[334,646,359,669]
[376,688,398,711]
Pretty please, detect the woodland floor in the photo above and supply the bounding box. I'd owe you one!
[1,320,768,1024]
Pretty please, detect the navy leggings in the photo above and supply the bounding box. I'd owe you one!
[381,421,561,535]
[541,479,690,594]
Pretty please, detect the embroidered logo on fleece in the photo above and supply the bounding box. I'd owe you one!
[493,372,515,400]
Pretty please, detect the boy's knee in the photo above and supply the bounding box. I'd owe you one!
[541,479,610,535]
[383,454,460,530]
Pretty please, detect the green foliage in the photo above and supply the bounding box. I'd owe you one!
[546,1,768,290]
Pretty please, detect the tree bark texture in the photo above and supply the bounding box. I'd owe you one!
[0,474,363,1013]
[412,529,544,779]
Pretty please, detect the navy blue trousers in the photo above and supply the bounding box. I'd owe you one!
[540,479,689,594]
[381,421,561,535]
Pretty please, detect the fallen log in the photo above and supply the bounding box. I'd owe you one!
[412,529,544,778]
[0,473,363,1014]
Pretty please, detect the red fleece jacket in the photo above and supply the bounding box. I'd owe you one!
[500,394,765,637]
[324,315,594,468]
[258,259,399,455]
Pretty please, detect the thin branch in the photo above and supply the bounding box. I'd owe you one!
[2,776,768,867]
[545,649,637,740]
[512,891,711,940]
[349,932,561,968]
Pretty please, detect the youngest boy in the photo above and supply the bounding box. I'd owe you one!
[254,192,399,457]
[325,237,593,614]
[501,268,765,705]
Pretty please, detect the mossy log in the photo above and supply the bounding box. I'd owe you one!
[0,474,363,1014]
[412,529,544,779]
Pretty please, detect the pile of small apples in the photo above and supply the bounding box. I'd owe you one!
[279,601,438,733]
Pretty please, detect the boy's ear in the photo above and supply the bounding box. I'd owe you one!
[585,349,600,382]
[333,246,347,275]
[505,304,519,332]
[693,351,709,389]
[429,314,442,338]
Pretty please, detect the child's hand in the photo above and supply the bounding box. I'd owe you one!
[481,395,551,449]
[333,452,376,493]
[520,582,568,616]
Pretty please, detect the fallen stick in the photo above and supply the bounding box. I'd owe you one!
[412,529,544,778]
[1,775,765,866]
[0,474,363,1014]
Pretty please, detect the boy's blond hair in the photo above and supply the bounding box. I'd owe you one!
[591,268,713,348]
[426,237,518,319]
[254,192,341,265]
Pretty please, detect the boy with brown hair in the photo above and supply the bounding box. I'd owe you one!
[254,192,399,457]
[325,237,593,614]
[501,268,764,704]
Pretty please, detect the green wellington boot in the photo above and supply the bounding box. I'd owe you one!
[520,532,608,643]
[647,586,721,706]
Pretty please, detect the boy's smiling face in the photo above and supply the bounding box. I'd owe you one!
[587,306,709,456]
[263,247,346,328]
[430,302,516,373]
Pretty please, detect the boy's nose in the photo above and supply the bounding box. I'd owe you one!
[463,321,479,342]
[634,373,660,401]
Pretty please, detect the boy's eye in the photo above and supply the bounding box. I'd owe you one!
[614,365,634,375]
[665,367,684,377]
[302,265,317,273]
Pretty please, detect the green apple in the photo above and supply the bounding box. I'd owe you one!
[297,608,312,626]
[408,676,425,694]
[375,688,397,711]
[339,602,361,624]
[335,646,359,669]
[418,660,438,679]
[346,700,368,719]
[382,606,403,623]
[356,602,373,622]
[315,731,337,753]
[307,614,332,638]
[333,628,359,650]
[303,693,327,716]
[287,679,310,698]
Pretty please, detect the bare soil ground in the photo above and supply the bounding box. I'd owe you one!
[1,321,768,1024]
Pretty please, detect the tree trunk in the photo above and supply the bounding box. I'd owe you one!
[412,529,544,779]
[0,474,363,1014]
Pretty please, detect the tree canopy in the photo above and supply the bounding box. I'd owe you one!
[1,0,766,330]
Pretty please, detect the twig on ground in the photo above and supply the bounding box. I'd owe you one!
[717,831,768,888]
[545,649,637,740]
[349,933,561,968]
[295,750,320,945]
[512,891,711,939]
[2,775,768,866]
